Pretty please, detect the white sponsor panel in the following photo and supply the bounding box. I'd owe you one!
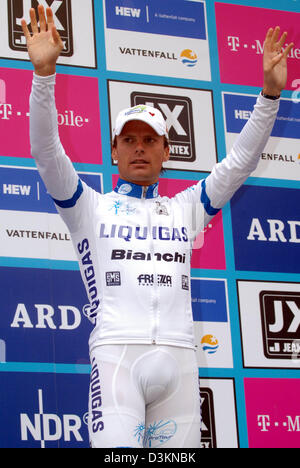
[0,0,96,68]
[0,210,76,261]
[105,30,211,80]
[108,80,217,172]
[194,321,233,369]
[237,280,300,368]
[223,92,300,181]
[200,378,239,448]
[103,0,211,80]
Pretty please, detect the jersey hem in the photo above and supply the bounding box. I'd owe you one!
[89,338,196,352]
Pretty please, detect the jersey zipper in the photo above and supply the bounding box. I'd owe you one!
[142,186,159,344]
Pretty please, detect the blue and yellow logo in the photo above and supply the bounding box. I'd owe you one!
[201,335,219,354]
[180,49,198,67]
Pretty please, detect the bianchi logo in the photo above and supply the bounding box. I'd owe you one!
[260,290,300,360]
[137,274,172,287]
[130,91,196,163]
[8,0,73,56]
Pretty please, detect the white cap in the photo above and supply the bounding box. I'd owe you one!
[112,105,168,140]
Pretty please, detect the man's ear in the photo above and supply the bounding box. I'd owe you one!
[112,145,118,161]
[163,145,170,162]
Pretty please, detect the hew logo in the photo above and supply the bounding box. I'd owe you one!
[260,291,300,360]
[200,387,217,448]
[8,0,73,56]
[115,6,141,18]
[130,92,196,163]
[20,389,83,447]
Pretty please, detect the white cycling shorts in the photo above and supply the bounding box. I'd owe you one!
[88,344,201,448]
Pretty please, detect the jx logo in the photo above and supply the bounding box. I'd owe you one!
[260,291,300,360]
[20,389,85,447]
[200,387,217,448]
[130,92,196,163]
[8,0,73,55]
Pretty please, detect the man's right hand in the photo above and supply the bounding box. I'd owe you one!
[21,5,64,76]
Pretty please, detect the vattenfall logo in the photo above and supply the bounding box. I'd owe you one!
[118,46,198,67]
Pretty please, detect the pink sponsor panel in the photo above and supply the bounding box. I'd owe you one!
[112,175,226,270]
[0,68,102,164]
[159,178,225,270]
[215,3,300,90]
[244,378,300,448]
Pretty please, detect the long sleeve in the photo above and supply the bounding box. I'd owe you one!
[30,72,79,203]
[29,73,97,233]
[204,93,279,210]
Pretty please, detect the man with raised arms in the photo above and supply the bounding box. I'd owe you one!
[22,5,293,448]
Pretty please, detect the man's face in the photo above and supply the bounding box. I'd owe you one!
[112,120,170,186]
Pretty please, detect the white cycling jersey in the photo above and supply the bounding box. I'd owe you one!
[29,74,279,352]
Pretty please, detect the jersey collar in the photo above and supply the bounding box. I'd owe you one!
[114,178,159,199]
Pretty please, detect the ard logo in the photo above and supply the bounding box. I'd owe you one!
[260,291,300,360]
[7,0,73,56]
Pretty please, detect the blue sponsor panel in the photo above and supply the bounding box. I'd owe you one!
[231,185,300,273]
[0,267,93,364]
[224,93,300,139]
[191,278,228,323]
[0,372,90,448]
[105,0,206,39]
[0,166,102,213]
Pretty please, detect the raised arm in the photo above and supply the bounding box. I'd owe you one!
[203,27,293,214]
[22,6,86,232]
[21,5,63,76]
[263,27,293,97]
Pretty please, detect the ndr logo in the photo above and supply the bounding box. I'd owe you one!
[20,390,86,447]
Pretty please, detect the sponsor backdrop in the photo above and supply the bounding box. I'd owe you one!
[0,0,299,449]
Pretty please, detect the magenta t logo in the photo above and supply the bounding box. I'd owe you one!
[0,79,6,104]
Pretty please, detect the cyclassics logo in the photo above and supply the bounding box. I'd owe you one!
[130,91,196,163]
[260,291,300,360]
[8,0,73,56]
